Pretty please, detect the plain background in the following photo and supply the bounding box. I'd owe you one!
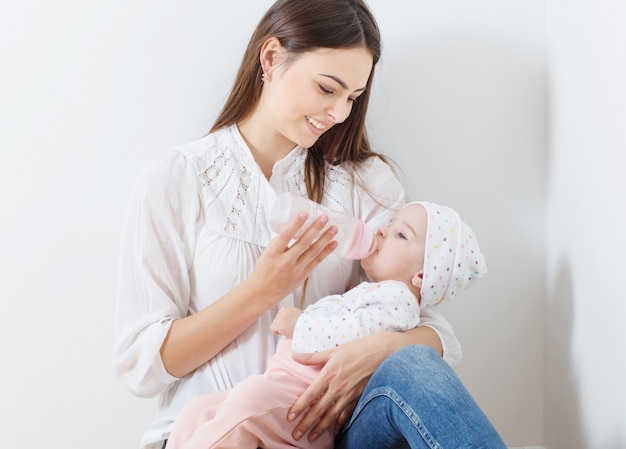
[1,0,624,448]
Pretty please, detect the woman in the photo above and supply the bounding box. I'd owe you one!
[114,0,507,448]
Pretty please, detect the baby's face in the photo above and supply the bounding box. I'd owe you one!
[360,204,427,288]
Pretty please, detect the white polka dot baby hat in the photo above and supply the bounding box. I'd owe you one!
[407,201,487,308]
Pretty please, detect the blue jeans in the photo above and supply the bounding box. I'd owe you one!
[335,345,507,449]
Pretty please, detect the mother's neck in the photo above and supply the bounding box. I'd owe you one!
[238,117,297,180]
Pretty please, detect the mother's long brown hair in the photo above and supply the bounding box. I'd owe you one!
[210,0,388,202]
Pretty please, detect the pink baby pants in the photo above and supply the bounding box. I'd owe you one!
[166,339,334,449]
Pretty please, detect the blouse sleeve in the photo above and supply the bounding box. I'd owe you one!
[114,150,200,397]
[418,304,462,368]
[351,157,406,232]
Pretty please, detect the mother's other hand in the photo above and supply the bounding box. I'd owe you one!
[287,333,390,442]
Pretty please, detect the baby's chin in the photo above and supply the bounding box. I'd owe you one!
[360,258,371,275]
[360,268,380,284]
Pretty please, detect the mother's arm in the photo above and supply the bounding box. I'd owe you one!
[288,326,442,442]
[161,212,338,378]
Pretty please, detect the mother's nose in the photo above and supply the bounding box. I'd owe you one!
[327,98,353,124]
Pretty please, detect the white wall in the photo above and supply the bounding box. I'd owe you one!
[544,1,626,448]
[0,1,546,448]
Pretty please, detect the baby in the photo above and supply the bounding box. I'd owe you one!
[167,201,487,449]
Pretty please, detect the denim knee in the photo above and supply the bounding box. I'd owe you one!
[377,345,443,376]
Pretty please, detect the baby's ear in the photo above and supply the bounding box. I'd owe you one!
[411,270,424,289]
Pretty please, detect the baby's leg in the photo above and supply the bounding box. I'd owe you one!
[181,371,334,449]
[167,390,229,448]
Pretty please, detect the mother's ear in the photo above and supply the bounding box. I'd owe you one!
[259,37,283,77]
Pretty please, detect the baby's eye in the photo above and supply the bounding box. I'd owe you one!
[398,232,407,240]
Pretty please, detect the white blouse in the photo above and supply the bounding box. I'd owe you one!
[114,125,461,449]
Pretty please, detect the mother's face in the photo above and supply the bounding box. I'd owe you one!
[259,44,373,151]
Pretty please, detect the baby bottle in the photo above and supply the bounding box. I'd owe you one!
[269,192,375,260]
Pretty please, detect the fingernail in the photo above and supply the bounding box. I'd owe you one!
[288,412,296,421]
[294,431,302,440]
[310,433,318,441]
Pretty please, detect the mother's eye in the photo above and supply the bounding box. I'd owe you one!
[318,84,334,95]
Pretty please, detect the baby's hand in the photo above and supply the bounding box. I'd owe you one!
[270,307,303,338]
